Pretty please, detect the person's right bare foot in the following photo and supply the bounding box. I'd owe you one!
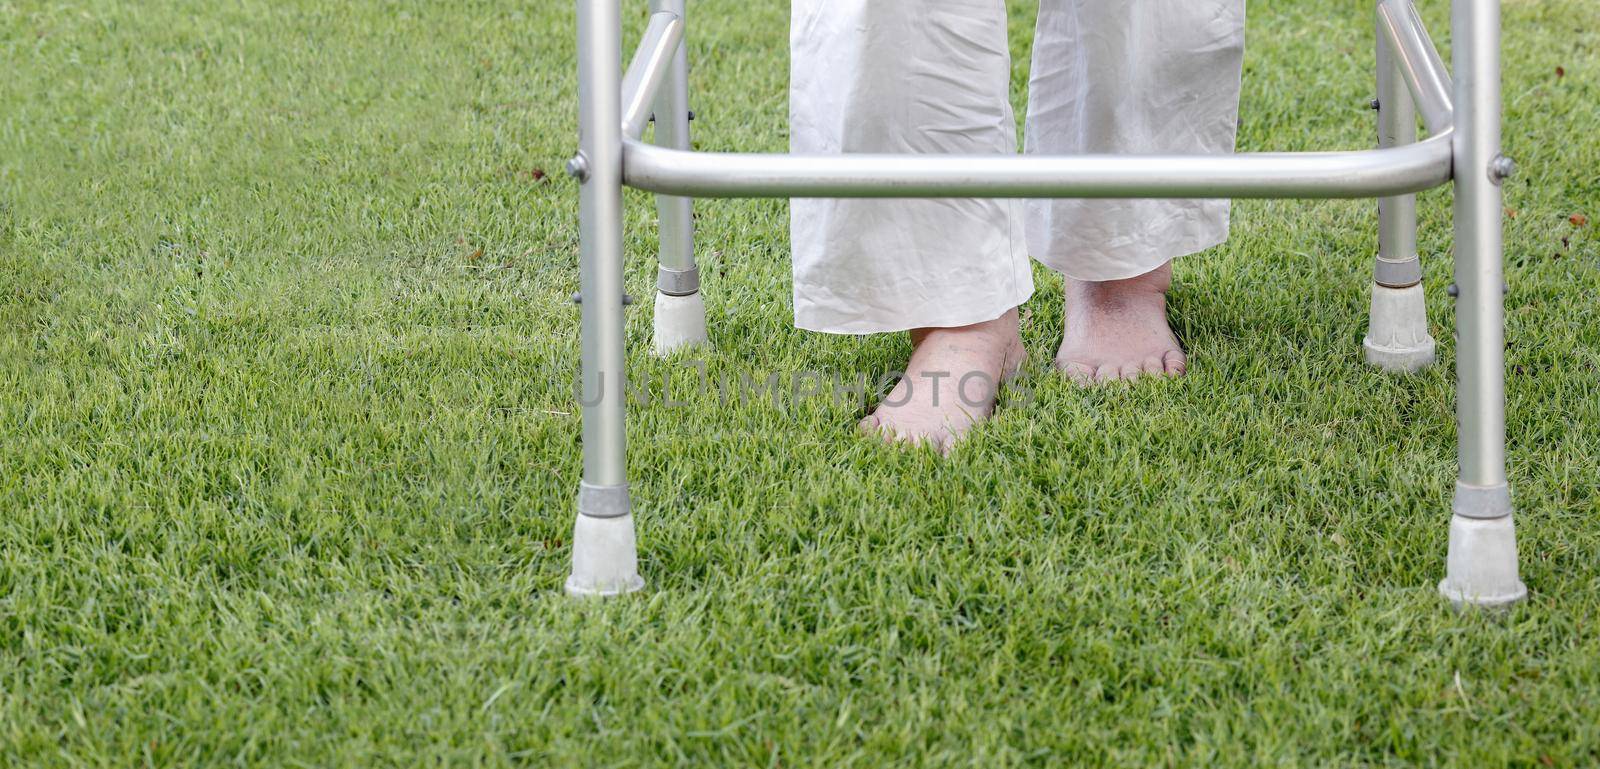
[860,309,1025,453]
[1056,261,1187,384]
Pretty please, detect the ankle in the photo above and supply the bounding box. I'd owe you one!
[910,308,1021,349]
[1067,262,1172,300]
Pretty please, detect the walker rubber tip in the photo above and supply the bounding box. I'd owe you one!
[1364,282,1437,373]
[565,573,646,597]
[1439,578,1527,610]
[652,290,710,356]
[1364,338,1437,373]
[565,512,645,598]
[1439,514,1527,610]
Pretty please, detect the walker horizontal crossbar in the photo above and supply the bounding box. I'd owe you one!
[622,131,1455,199]
[617,0,1456,201]
[569,0,1527,609]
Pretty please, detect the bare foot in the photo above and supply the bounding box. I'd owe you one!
[1056,262,1186,384]
[860,309,1025,453]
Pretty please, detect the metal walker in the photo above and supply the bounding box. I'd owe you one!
[566,0,1527,607]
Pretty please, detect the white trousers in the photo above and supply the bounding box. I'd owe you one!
[790,0,1247,334]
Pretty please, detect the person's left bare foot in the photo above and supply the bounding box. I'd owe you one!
[860,308,1025,453]
[1056,261,1186,384]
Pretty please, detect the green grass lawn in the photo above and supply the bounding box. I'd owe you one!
[2,0,1597,765]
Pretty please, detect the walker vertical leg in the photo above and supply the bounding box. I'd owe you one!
[1439,0,1524,608]
[567,0,643,597]
[648,0,709,356]
[1366,3,1436,373]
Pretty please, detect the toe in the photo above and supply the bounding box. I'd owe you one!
[1093,363,1119,383]
[858,413,885,438]
[1162,349,1188,377]
[1058,359,1096,385]
[1140,356,1165,377]
[905,428,945,452]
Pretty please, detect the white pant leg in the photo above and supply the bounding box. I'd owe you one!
[789,0,1034,335]
[1025,0,1246,281]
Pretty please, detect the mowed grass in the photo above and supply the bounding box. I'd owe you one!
[1,0,1597,765]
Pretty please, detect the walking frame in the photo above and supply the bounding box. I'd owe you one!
[565,0,1527,607]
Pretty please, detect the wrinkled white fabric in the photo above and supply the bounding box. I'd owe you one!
[790,0,1246,334]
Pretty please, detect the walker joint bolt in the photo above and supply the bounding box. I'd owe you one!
[573,292,635,306]
[566,153,591,182]
[1446,282,1510,298]
[1489,154,1516,184]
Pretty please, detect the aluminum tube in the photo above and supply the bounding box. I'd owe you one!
[622,131,1455,200]
[1404,0,1455,116]
[648,0,696,276]
[577,0,628,486]
[1379,0,1455,135]
[1451,0,1506,487]
[1377,2,1420,272]
[620,11,683,141]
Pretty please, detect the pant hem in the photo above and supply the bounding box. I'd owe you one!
[793,286,1032,336]
[1035,226,1230,283]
